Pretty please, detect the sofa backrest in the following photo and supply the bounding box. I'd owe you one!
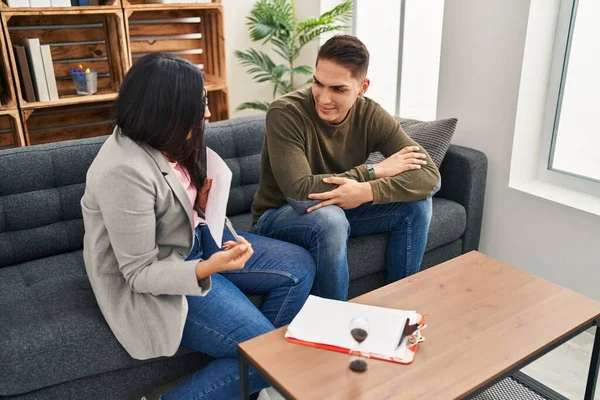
[0,115,266,268]
[0,137,105,268]
[204,115,265,216]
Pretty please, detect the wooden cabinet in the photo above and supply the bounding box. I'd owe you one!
[0,0,227,147]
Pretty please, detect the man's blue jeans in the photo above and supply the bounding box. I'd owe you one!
[161,225,315,400]
[255,199,432,301]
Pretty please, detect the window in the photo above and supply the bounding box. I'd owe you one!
[540,0,600,194]
[352,0,444,120]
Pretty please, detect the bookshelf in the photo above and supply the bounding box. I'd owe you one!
[0,108,25,147]
[0,0,228,147]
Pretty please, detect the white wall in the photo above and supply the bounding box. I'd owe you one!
[223,0,321,118]
[399,0,443,120]
[437,0,600,300]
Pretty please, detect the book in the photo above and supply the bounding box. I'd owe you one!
[29,0,52,6]
[40,45,59,101]
[13,44,36,102]
[5,0,30,6]
[50,0,72,6]
[285,295,425,364]
[21,39,50,102]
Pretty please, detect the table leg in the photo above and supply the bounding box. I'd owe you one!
[585,321,600,400]
[239,350,250,400]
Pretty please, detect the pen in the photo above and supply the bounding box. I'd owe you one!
[396,317,410,350]
[224,217,243,243]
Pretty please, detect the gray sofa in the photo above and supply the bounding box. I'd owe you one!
[0,115,487,399]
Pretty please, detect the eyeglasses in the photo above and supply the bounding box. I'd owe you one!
[202,88,209,108]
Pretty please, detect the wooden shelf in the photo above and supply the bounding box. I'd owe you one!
[123,2,221,11]
[125,7,226,80]
[3,11,128,110]
[0,109,25,147]
[22,100,114,145]
[0,0,228,147]
[1,5,123,14]
[0,5,121,13]
[205,76,226,92]
[207,87,228,121]
[20,92,117,110]
[0,19,17,110]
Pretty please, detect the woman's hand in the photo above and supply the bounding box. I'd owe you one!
[195,178,213,212]
[195,236,253,279]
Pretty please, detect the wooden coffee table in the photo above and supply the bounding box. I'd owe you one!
[238,251,600,399]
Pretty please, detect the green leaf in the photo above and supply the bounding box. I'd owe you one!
[236,101,270,112]
[292,65,312,75]
[271,36,291,60]
[299,25,348,48]
[319,1,353,23]
[234,49,278,82]
[247,0,293,43]
[295,1,352,51]
[297,1,352,33]
[276,80,294,96]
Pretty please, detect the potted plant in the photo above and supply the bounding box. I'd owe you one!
[235,0,353,111]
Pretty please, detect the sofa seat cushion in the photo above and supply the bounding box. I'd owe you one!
[229,197,466,281]
[0,251,160,396]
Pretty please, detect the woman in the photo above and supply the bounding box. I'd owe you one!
[81,53,316,399]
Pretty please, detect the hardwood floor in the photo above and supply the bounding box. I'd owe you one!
[521,327,599,400]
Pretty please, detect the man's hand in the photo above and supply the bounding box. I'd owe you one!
[306,177,373,212]
[195,178,213,212]
[374,146,428,179]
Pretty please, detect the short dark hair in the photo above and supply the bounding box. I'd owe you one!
[316,34,369,79]
[115,52,207,189]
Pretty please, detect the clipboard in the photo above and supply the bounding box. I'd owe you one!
[284,296,426,365]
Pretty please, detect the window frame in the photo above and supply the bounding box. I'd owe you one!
[537,0,600,197]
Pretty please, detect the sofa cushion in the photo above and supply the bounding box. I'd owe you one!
[367,117,458,169]
[229,197,466,281]
[0,250,159,396]
[0,138,105,268]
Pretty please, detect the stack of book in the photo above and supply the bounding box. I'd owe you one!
[13,38,59,102]
[5,0,72,6]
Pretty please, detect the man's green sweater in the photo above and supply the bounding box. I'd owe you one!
[251,87,441,221]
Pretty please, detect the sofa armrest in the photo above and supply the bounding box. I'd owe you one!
[435,144,488,252]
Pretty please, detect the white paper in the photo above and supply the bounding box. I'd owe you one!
[204,147,232,247]
[285,295,417,357]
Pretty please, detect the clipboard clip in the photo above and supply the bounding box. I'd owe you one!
[396,319,427,350]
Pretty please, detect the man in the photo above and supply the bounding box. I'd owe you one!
[251,34,440,301]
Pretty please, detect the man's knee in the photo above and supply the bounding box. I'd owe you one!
[395,198,432,223]
[310,205,350,241]
[412,198,433,221]
[279,242,317,283]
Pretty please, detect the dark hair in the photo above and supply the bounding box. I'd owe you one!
[316,34,370,79]
[115,52,207,189]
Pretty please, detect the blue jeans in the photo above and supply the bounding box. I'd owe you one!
[255,199,432,301]
[161,225,315,400]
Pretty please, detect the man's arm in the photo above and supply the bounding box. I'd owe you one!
[266,106,371,202]
[368,109,441,203]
